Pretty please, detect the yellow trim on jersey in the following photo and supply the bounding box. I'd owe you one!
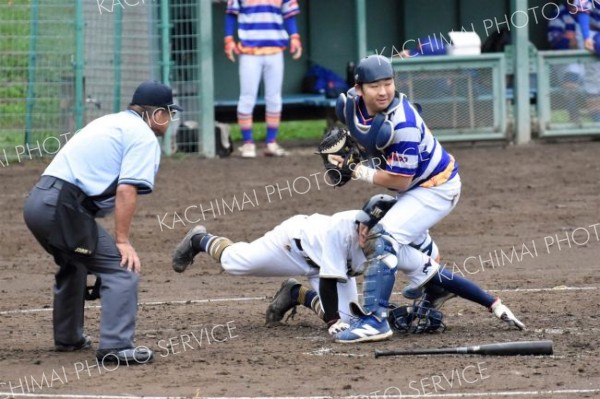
[420,155,455,188]
[238,44,285,55]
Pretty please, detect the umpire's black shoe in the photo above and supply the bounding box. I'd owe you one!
[172,225,207,273]
[55,335,92,352]
[96,347,154,365]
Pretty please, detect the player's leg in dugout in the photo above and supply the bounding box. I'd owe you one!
[263,52,284,142]
[237,54,264,145]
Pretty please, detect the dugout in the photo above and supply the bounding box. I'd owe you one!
[4,1,594,160]
[200,0,562,148]
[209,0,553,102]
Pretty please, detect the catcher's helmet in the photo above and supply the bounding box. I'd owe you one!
[355,55,394,84]
[355,194,397,229]
[388,298,446,334]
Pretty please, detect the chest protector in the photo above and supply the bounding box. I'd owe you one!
[335,88,403,156]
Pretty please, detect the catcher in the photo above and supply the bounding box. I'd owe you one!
[315,58,526,342]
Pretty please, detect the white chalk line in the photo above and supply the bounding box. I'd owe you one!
[0,286,597,316]
[1,388,600,398]
[302,347,367,358]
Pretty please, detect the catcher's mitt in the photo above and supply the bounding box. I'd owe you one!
[317,125,362,187]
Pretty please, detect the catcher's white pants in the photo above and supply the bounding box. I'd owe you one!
[381,175,462,289]
[220,216,358,322]
[237,53,284,114]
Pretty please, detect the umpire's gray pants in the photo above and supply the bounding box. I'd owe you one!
[23,176,138,350]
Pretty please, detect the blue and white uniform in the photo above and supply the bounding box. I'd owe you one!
[23,109,161,351]
[355,94,458,190]
[346,89,461,290]
[225,0,300,146]
[226,0,299,52]
[547,4,582,50]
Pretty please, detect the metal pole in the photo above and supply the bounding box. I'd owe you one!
[160,0,174,155]
[113,5,123,113]
[198,0,215,158]
[75,0,85,130]
[512,0,531,144]
[355,0,367,60]
[24,0,39,146]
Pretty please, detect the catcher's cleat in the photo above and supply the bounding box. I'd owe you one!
[491,299,526,330]
[172,225,207,273]
[429,291,456,310]
[265,278,301,326]
[96,347,154,365]
[55,335,92,352]
[334,315,393,343]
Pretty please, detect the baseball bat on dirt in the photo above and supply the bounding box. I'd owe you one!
[374,340,553,358]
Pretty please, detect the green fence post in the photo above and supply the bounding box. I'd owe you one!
[113,5,123,113]
[24,0,39,146]
[198,0,215,158]
[75,0,84,130]
[511,0,531,144]
[160,0,173,156]
[355,0,367,60]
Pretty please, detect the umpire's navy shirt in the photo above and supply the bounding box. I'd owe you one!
[44,110,161,215]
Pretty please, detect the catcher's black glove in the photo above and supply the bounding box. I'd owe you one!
[317,126,362,187]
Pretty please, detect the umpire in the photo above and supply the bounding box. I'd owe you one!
[23,81,181,364]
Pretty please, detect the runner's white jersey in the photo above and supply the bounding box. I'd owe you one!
[295,211,366,282]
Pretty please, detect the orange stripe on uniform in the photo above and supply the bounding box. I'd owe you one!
[237,113,253,129]
[266,113,280,128]
[243,0,283,7]
[420,156,455,188]
[238,45,285,55]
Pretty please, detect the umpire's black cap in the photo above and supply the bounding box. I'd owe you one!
[130,80,183,111]
[355,55,394,84]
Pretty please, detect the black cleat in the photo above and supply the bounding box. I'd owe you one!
[172,225,207,273]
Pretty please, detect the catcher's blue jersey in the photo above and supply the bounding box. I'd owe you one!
[355,94,458,190]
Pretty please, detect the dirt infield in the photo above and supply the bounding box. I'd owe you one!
[1,140,600,398]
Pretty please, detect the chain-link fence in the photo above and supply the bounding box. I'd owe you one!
[0,0,168,163]
[392,54,507,141]
[1,0,76,162]
[537,50,600,137]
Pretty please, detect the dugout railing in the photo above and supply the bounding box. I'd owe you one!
[391,54,508,142]
[536,50,600,138]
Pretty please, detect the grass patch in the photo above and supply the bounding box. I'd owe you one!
[228,119,328,142]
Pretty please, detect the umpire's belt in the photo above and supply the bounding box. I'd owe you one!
[293,238,320,269]
[38,176,100,256]
[39,176,99,215]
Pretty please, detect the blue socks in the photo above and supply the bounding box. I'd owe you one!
[431,267,495,308]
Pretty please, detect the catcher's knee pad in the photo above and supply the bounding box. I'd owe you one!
[207,236,233,263]
[360,225,399,318]
[388,299,446,334]
[362,257,397,319]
